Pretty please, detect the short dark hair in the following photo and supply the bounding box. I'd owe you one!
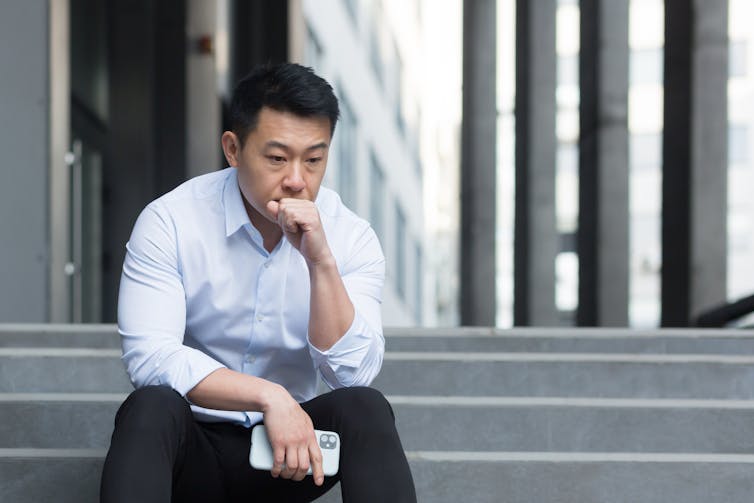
[229,62,340,145]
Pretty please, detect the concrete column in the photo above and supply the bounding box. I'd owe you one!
[0,0,68,322]
[514,0,558,326]
[577,0,630,326]
[460,0,497,326]
[186,0,221,178]
[662,0,728,326]
[288,0,306,64]
[49,0,72,322]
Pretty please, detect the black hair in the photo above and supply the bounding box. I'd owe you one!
[229,62,340,145]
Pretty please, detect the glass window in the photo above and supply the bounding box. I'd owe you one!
[630,133,662,170]
[556,142,579,233]
[394,204,406,300]
[70,0,109,122]
[729,40,747,79]
[306,24,323,72]
[369,15,383,88]
[558,54,578,87]
[729,124,749,165]
[342,0,358,25]
[630,47,663,86]
[414,242,423,324]
[555,251,579,313]
[389,38,404,134]
[369,152,384,240]
[337,92,357,209]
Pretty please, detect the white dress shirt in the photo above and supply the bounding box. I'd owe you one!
[117,167,386,426]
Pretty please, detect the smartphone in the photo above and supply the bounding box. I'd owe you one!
[249,424,340,477]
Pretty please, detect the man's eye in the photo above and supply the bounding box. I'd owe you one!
[306,157,322,164]
[268,155,285,164]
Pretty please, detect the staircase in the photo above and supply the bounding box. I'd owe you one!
[3,324,754,502]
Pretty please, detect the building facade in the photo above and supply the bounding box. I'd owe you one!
[0,0,431,327]
[293,0,431,326]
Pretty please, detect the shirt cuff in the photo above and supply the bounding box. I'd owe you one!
[158,346,227,398]
[307,311,383,389]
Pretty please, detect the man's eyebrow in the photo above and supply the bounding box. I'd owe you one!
[306,142,329,151]
[263,141,329,151]
[264,140,291,151]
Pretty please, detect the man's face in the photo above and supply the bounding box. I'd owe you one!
[223,107,331,226]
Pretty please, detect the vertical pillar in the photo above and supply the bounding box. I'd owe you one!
[0,0,66,322]
[662,0,728,326]
[49,0,72,322]
[514,0,558,326]
[186,0,221,178]
[578,0,630,326]
[460,0,497,326]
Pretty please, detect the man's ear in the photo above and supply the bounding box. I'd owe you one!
[221,131,242,167]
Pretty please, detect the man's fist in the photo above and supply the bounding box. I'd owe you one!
[267,198,333,266]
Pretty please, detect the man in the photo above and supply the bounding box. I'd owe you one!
[100,62,416,502]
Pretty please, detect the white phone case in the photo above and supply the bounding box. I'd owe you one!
[249,424,340,477]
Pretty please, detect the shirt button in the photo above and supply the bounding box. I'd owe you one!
[264,262,271,268]
[245,354,256,363]
[256,313,264,322]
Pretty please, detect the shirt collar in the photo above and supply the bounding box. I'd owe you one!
[223,168,251,237]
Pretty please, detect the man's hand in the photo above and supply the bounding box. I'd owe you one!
[262,383,325,486]
[267,199,333,266]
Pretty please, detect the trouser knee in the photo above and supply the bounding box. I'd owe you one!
[330,387,396,433]
[113,385,191,436]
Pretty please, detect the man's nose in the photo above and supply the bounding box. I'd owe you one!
[282,163,306,193]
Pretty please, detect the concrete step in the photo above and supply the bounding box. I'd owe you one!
[393,396,754,453]
[0,324,120,348]
[5,348,754,399]
[407,451,754,503]
[387,332,754,354]
[3,450,754,503]
[0,449,104,503]
[0,394,121,449]
[373,352,754,398]
[4,324,754,355]
[7,393,754,455]
[0,448,342,503]
[0,348,132,393]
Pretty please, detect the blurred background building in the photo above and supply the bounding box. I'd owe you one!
[0,0,452,327]
[294,0,435,326]
[1,0,752,329]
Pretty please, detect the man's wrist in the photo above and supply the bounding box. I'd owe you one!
[306,252,337,271]
[258,381,285,413]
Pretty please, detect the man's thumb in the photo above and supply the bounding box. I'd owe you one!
[266,200,280,218]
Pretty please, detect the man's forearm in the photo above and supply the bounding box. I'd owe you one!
[186,367,281,412]
[308,256,355,351]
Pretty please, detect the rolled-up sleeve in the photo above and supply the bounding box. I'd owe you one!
[308,224,386,389]
[118,203,225,397]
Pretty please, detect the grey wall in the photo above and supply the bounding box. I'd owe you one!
[0,1,51,321]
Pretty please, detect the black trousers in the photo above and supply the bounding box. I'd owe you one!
[100,385,416,503]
